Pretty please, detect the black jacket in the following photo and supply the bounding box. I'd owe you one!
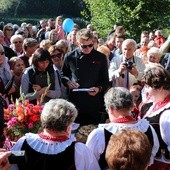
[61,48,109,92]
[61,48,109,125]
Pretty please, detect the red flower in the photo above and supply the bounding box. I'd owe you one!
[4,100,43,141]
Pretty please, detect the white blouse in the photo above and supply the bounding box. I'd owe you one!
[143,101,170,164]
[9,133,100,170]
[86,119,159,166]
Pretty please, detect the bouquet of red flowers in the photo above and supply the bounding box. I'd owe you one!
[4,100,43,141]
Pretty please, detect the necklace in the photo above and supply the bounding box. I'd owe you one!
[152,95,170,112]
[38,133,69,142]
[113,115,136,123]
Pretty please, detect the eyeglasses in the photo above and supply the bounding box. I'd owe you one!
[80,43,93,49]
[51,53,62,58]
[0,51,5,55]
[13,41,22,44]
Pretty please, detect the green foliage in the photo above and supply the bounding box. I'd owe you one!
[163,28,170,38]
[0,0,87,30]
[0,0,85,18]
[0,0,15,12]
[82,0,116,37]
[1,0,170,42]
[82,0,170,41]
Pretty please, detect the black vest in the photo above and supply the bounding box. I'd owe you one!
[17,139,76,170]
[99,126,154,170]
[145,107,170,160]
[27,65,55,104]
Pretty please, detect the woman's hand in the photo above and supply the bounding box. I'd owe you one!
[33,84,42,91]
[67,81,80,90]
[38,87,49,95]
[8,86,16,95]
[88,87,100,96]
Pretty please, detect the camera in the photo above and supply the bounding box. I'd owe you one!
[8,151,26,164]
[124,61,133,70]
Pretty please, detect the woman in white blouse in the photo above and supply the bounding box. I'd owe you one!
[86,86,159,170]
[142,63,170,170]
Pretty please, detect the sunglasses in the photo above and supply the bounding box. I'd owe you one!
[0,51,5,55]
[80,43,93,49]
[6,29,13,31]
[13,41,22,44]
[51,53,62,58]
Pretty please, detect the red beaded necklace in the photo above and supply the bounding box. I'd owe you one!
[38,133,69,142]
[113,115,136,123]
[152,95,170,112]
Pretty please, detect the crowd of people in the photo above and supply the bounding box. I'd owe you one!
[0,16,170,170]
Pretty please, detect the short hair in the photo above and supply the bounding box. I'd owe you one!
[3,24,13,33]
[76,28,94,42]
[140,31,149,38]
[105,129,152,170]
[39,39,51,50]
[10,34,23,43]
[115,26,125,35]
[147,47,162,61]
[129,83,143,92]
[48,44,63,55]
[48,18,55,24]
[106,32,116,41]
[142,63,170,90]
[32,48,51,67]
[122,39,137,49]
[49,29,58,38]
[55,39,69,54]
[115,33,125,39]
[104,87,133,112]
[41,99,78,131]
[14,28,25,36]
[12,24,19,33]
[140,37,149,45]
[97,45,110,56]
[23,38,38,51]
[8,56,25,70]
[21,22,27,28]
[155,30,162,36]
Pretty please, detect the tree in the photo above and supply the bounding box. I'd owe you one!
[0,0,85,18]
[14,0,22,17]
[0,0,17,14]
[82,0,170,41]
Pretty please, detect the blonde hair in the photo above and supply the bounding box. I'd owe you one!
[76,28,94,42]
[147,47,162,61]
[97,45,110,56]
[39,39,51,50]
[56,39,70,54]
